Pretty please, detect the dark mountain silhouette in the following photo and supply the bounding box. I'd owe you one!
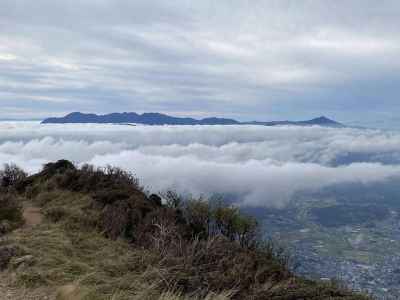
[42,112,239,125]
[42,112,344,127]
[244,116,344,127]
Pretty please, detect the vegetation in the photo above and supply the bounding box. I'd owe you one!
[0,160,371,299]
[0,164,26,235]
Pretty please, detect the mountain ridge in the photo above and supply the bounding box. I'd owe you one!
[0,160,369,300]
[42,112,344,127]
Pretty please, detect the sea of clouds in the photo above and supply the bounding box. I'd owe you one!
[1,122,400,207]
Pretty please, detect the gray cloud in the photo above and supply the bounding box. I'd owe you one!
[1,1,400,126]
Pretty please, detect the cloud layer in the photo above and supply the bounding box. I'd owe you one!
[1,1,400,127]
[1,122,400,207]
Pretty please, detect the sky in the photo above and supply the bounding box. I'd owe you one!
[1,1,400,128]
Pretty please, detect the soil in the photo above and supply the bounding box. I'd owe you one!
[0,204,54,300]
[22,204,43,228]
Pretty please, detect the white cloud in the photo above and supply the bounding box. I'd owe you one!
[0,53,17,61]
[1,122,400,207]
[88,152,400,207]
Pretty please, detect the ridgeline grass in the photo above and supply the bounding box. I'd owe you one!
[0,160,371,300]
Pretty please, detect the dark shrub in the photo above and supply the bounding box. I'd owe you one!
[149,194,162,207]
[22,160,158,240]
[41,162,143,195]
[182,198,211,238]
[41,160,76,177]
[178,198,259,247]
[163,190,182,209]
[135,206,188,247]
[0,245,24,270]
[101,200,133,239]
[93,188,131,205]
[0,194,24,233]
[0,164,27,191]
[102,165,141,189]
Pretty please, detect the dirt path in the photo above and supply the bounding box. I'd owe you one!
[0,203,52,299]
[22,203,43,228]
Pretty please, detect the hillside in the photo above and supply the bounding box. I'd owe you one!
[41,112,344,127]
[0,160,369,300]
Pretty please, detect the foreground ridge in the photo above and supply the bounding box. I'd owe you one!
[0,160,368,299]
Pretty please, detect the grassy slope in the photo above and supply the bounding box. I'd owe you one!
[0,161,372,300]
[5,198,232,299]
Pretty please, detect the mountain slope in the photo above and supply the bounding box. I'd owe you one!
[0,160,368,300]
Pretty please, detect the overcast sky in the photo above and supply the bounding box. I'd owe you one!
[1,1,400,127]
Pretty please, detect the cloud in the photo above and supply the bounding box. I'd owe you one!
[88,152,400,207]
[1,122,400,207]
[1,1,400,127]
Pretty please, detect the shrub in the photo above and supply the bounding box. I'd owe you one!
[0,194,24,234]
[41,160,76,178]
[0,245,24,270]
[0,163,27,191]
[183,198,211,238]
[163,191,183,209]
[179,198,259,248]
[213,204,258,247]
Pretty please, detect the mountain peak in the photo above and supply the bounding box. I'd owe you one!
[308,116,342,126]
[313,116,334,122]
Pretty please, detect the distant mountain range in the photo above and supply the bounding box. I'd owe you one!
[42,112,344,127]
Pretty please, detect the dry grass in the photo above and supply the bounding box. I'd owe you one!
[0,160,372,300]
[0,190,232,300]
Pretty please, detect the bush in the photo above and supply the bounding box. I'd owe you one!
[179,198,259,248]
[0,194,24,234]
[41,160,76,178]
[0,163,27,191]
[163,191,183,209]
[25,161,155,241]
[183,198,211,238]
[0,245,24,270]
